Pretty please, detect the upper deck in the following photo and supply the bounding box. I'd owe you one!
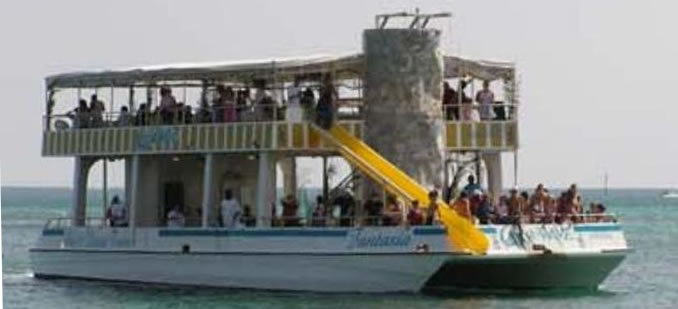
[42,53,518,157]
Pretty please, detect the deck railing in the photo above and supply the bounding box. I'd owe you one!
[43,212,617,232]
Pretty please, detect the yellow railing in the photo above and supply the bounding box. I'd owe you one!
[42,120,517,156]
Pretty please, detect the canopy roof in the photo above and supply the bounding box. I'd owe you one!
[46,52,514,89]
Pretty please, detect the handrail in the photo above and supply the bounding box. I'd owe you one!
[42,212,619,233]
[44,102,518,132]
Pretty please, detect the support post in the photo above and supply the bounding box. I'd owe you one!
[322,156,329,205]
[202,154,214,227]
[256,152,275,227]
[129,155,140,231]
[475,152,482,187]
[102,159,108,220]
[71,157,89,226]
[483,152,503,204]
[513,150,519,188]
[280,156,297,198]
[124,158,132,209]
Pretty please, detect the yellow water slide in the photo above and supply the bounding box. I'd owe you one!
[315,124,489,254]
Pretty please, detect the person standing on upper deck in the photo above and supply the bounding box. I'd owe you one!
[475,80,496,120]
[89,94,105,127]
[116,106,132,127]
[316,75,337,129]
[67,99,90,129]
[286,79,303,122]
[220,189,242,228]
[159,87,177,124]
[442,81,459,120]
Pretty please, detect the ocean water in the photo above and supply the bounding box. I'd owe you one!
[2,187,678,308]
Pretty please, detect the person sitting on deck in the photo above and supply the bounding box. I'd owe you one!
[241,205,256,227]
[475,80,496,120]
[106,195,127,227]
[407,200,424,226]
[462,175,482,196]
[220,189,242,228]
[281,194,300,226]
[316,75,337,129]
[507,188,525,223]
[364,193,384,226]
[494,194,510,224]
[167,205,186,227]
[528,184,549,223]
[452,191,472,222]
[382,197,402,226]
[591,203,614,222]
[311,195,327,227]
[475,192,493,224]
[559,184,582,223]
[424,190,440,225]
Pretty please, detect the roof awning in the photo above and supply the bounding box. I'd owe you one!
[443,56,515,81]
[45,52,514,89]
[46,53,365,88]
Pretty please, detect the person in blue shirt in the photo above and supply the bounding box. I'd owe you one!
[462,175,482,196]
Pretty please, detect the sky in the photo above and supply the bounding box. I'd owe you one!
[0,0,677,189]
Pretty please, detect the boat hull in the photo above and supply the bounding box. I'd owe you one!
[424,251,627,291]
[30,249,449,293]
[29,224,629,293]
[30,249,626,293]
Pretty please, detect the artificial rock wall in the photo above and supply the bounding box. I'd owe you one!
[362,29,446,194]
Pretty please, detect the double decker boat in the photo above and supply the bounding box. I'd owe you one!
[30,13,628,293]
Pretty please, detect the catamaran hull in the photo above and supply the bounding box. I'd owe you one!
[30,250,449,293]
[30,249,626,293]
[424,252,627,291]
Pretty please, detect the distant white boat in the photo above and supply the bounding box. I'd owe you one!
[661,190,678,199]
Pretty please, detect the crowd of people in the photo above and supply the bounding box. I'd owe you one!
[64,77,337,130]
[62,76,513,131]
[442,79,512,121]
[301,178,613,227]
[104,179,613,229]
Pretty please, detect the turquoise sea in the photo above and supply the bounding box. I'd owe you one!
[2,187,678,308]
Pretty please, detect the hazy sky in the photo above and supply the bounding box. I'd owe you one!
[1,0,677,189]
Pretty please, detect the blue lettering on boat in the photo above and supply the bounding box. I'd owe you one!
[346,229,412,249]
[136,127,179,151]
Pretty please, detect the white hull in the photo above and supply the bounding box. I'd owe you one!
[30,224,629,292]
[30,250,448,292]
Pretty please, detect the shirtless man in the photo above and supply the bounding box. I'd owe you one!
[507,188,526,223]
